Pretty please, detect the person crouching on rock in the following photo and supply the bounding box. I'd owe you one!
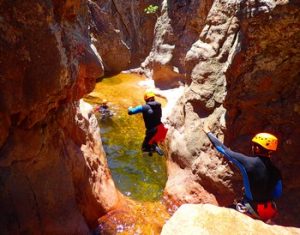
[202,122,282,223]
[128,90,167,156]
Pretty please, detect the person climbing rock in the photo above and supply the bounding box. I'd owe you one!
[202,123,282,222]
[128,90,167,156]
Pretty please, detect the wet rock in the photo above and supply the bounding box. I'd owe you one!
[161,204,300,235]
[96,198,170,235]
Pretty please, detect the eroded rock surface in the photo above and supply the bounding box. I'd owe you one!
[225,1,300,226]
[88,0,160,75]
[0,0,119,233]
[149,0,300,226]
[143,0,215,88]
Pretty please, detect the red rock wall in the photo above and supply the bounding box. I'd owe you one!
[0,0,119,233]
[142,0,214,88]
[225,2,300,226]
[149,0,300,227]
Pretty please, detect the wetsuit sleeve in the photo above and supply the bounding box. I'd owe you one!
[206,132,254,200]
[128,105,143,115]
[271,180,282,199]
[206,132,250,165]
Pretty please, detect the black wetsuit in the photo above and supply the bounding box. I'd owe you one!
[206,132,282,203]
[128,101,162,151]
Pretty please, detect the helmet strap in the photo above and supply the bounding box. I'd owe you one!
[146,97,155,102]
[252,143,271,157]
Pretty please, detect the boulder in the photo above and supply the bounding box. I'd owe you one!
[161,204,300,235]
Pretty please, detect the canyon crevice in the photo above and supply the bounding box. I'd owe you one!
[1,0,300,233]
[88,0,161,75]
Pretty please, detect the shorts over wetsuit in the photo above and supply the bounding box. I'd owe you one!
[128,101,162,151]
[206,132,282,220]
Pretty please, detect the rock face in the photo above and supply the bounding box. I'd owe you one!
[1,0,299,232]
[142,0,215,88]
[224,1,300,226]
[88,0,160,75]
[146,0,300,227]
[0,0,119,233]
[161,204,300,235]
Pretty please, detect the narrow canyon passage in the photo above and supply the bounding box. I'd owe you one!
[84,73,171,234]
[1,0,299,234]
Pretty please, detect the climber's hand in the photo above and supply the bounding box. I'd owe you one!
[128,107,133,115]
[202,122,211,134]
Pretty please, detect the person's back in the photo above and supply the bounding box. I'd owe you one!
[128,90,166,155]
[242,155,281,202]
[142,100,162,130]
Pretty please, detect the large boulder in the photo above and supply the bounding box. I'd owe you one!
[161,204,300,235]
[0,0,119,233]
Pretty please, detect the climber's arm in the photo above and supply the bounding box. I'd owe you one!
[128,105,143,115]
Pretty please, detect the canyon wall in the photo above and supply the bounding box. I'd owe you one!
[88,0,161,75]
[144,0,300,226]
[1,0,299,233]
[0,0,119,233]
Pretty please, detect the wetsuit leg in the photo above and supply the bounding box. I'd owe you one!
[142,128,157,151]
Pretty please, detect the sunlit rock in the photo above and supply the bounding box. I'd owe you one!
[161,204,300,235]
[88,0,159,74]
[142,0,215,87]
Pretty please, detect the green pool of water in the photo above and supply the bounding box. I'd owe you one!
[85,73,167,201]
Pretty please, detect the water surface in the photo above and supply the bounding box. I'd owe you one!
[85,73,167,201]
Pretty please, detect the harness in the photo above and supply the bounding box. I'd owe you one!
[236,199,278,221]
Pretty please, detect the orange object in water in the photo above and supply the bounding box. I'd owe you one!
[149,123,168,145]
[256,202,278,220]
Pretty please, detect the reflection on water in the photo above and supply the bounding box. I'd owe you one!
[97,199,170,235]
[99,115,167,201]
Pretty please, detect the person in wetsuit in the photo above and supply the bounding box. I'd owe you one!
[128,90,165,155]
[203,123,282,221]
[93,99,114,120]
